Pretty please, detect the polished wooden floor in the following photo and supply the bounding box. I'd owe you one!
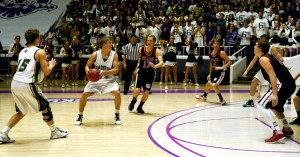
[0,78,299,157]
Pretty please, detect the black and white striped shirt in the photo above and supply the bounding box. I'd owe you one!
[123,43,141,61]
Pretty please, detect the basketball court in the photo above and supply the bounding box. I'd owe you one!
[0,80,299,157]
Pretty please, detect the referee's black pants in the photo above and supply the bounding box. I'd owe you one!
[124,59,138,94]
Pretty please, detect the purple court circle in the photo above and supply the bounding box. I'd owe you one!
[148,103,300,156]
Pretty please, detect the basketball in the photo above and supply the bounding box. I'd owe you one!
[87,69,101,82]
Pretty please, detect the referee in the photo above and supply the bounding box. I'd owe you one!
[123,35,141,95]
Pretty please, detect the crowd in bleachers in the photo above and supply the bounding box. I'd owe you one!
[43,0,300,56]
[3,0,300,86]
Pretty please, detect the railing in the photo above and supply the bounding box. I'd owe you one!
[2,44,298,59]
[47,45,237,57]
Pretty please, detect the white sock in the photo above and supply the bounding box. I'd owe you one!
[249,96,254,100]
[79,112,83,115]
[280,118,290,128]
[115,110,119,114]
[1,126,11,134]
[257,105,281,131]
[49,124,56,131]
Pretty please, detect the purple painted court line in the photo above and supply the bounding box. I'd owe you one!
[148,102,300,156]
[0,89,251,94]
[168,117,300,153]
[48,98,114,103]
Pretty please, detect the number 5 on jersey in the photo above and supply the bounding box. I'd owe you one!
[17,59,31,72]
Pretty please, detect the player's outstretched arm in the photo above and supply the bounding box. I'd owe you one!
[243,55,259,77]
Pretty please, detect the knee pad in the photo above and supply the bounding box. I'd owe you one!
[42,107,53,122]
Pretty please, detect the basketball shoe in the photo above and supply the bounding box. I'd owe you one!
[114,113,122,125]
[128,98,137,111]
[137,107,144,113]
[50,127,69,139]
[74,114,83,125]
[264,130,285,143]
[195,95,206,101]
[243,99,254,107]
[289,118,300,125]
[220,97,226,105]
[282,127,294,136]
[0,132,15,143]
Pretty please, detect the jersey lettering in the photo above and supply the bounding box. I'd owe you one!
[17,59,31,72]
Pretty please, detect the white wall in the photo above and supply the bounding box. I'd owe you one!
[0,0,71,46]
[230,57,247,84]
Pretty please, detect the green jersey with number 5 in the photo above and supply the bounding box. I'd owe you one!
[14,47,44,83]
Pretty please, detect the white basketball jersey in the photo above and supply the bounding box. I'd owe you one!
[13,47,44,83]
[94,49,116,80]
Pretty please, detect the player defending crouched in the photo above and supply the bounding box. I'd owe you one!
[128,35,163,113]
[0,28,68,143]
[74,37,122,125]
[255,38,295,143]
[195,39,232,105]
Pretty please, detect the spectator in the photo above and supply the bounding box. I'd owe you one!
[70,25,80,40]
[103,20,115,41]
[113,36,123,84]
[247,6,258,20]
[235,5,248,28]
[189,14,198,29]
[278,23,290,57]
[78,26,90,47]
[226,14,237,29]
[114,23,127,44]
[225,24,238,55]
[59,41,73,88]
[161,17,173,40]
[135,5,146,26]
[292,21,300,56]
[183,40,199,87]
[135,23,147,46]
[8,35,24,78]
[159,39,172,86]
[224,4,235,21]
[269,20,281,46]
[42,38,55,87]
[253,11,269,39]
[151,20,162,44]
[239,19,254,65]
[204,21,216,47]
[184,19,194,40]
[170,18,183,44]
[164,35,178,90]
[70,36,82,86]
[216,13,226,30]
[59,24,70,45]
